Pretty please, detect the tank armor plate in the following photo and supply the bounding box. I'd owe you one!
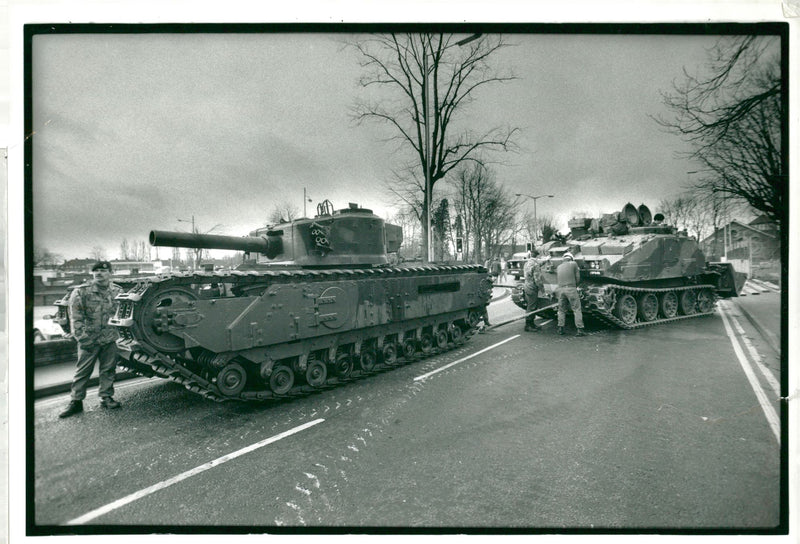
[110,265,491,401]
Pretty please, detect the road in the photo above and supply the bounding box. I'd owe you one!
[31,289,783,532]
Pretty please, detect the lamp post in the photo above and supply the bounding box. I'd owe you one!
[423,44,432,263]
[178,215,222,270]
[177,215,196,270]
[303,187,313,218]
[514,193,554,243]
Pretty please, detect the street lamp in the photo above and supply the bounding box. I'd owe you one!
[515,193,554,244]
[423,43,432,263]
[303,187,313,218]
[177,215,222,270]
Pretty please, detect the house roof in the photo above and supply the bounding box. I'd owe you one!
[700,220,777,245]
[749,215,776,226]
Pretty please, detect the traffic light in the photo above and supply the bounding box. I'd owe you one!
[456,237,463,253]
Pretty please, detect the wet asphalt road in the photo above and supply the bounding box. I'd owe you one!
[30,291,783,531]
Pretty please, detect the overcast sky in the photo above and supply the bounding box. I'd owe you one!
[31,29,731,260]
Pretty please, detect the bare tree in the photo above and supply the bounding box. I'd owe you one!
[388,207,422,260]
[655,35,784,225]
[267,202,301,224]
[119,238,131,260]
[351,33,520,261]
[33,245,62,267]
[450,163,518,263]
[537,213,558,244]
[171,247,183,269]
[89,246,107,261]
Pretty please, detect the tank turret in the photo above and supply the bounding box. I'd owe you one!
[150,200,403,268]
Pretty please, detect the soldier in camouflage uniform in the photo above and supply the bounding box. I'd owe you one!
[523,249,542,331]
[59,261,123,418]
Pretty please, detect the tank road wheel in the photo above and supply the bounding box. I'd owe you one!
[305,360,327,388]
[419,333,434,354]
[613,293,638,326]
[359,349,377,372]
[659,291,679,318]
[696,288,715,314]
[401,338,417,359]
[434,329,448,349]
[467,311,481,329]
[216,362,247,396]
[679,290,697,316]
[449,324,463,344]
[269,365,295,395]
[636,293,659,322]
[334,353,354,379]
[382,343,399,366]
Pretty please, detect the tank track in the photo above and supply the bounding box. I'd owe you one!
[112,265,486,402]
[581,284,717,330]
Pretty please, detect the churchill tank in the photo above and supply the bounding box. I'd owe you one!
[512,203,744,329]
[108,200,491,401]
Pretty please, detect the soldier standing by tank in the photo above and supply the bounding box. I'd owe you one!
[556,252,585,337]
[59,261,123,418]
[523,248,542,332]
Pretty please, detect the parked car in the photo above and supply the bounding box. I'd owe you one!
[507,251,530,280]
[33,313,66,343]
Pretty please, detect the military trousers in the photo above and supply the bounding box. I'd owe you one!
[556,286,584,329]
[70,341,118,401]
[524,285,539,327]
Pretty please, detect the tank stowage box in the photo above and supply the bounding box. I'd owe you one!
[512,203,744,329]
[108,201,492,401]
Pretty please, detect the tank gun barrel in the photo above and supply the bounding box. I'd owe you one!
[150,230,282,256]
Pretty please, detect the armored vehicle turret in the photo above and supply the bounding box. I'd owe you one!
[108,200,491,401]
[512,203,744,329]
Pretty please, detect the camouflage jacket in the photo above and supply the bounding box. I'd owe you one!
[68,281,122,346]
[523,258,544,296]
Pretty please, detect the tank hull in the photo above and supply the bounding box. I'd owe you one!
[110,265,491,401]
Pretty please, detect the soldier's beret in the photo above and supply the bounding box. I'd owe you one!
[91,261,112,272]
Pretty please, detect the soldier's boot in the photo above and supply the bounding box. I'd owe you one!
[576,328,586,337]
[557,326,565,335]
[59,400,83,419]
[524,322,541,332]
[100,397,121,409]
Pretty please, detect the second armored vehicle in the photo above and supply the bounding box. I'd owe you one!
[512,203,744,329]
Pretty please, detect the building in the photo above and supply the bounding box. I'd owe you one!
[699,216,780,282]
[107,259,170,275]
[699,217,779,263]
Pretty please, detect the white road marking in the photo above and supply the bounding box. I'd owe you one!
[65,418,325,525]
[718,306,780,444]
[723,303,780,397]
[35,377,155,408]
[414,335,520,381]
